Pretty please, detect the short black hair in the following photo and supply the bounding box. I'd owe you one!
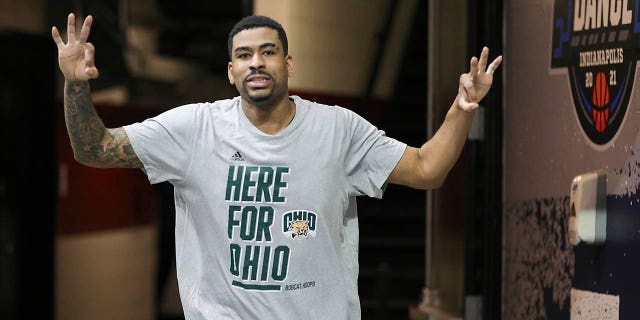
[228,15,289,59]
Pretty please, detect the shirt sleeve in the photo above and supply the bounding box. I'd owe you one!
[123,104,199,185]
[341,108,407,198]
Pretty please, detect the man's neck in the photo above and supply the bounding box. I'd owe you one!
[241,96,296,135]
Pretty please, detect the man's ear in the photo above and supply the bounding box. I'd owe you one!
[286,54,294,77]
[228,61,235,85]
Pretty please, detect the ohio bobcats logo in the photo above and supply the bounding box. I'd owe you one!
[288,221,310,239]
[282,210,317,240]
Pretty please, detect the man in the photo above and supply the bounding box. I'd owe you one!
[52,13,501,320]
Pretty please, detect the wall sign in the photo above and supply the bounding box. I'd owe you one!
[551,0,639,146]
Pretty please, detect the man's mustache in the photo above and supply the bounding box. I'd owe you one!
[244,70,273,82]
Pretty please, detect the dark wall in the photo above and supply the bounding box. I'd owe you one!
[0,32,57,320]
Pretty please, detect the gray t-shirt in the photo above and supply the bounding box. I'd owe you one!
[124,96,406,320]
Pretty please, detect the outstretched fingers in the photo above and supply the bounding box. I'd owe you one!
[53,13,93,47]
[51,26,64,50]
[457,47,502,112]
[468,56,479,77]
[477,47,489,73]
[486,55,503,75]
[78,15,93,44]
[67,13,76,43]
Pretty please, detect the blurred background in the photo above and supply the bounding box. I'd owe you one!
[4,0,640,320]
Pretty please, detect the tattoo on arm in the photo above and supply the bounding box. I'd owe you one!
[102,128,143,168]
[64,81,142,168]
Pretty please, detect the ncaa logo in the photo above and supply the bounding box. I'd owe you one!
[282,210,317,240]
[551,0,639,146]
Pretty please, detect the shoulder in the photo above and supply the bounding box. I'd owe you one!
[292,97,374,136]
[292,96,357,121]
[155,97,239,120]
[179,97,238,113]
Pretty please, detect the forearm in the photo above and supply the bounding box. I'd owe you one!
[63,81,142,168]
[418,96,474,186]
[64,80,109,165]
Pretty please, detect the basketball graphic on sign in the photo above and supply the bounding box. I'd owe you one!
[592,72,609,133]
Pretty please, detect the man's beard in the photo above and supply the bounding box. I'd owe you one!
[247,91,272,103]
[242,70,276,104]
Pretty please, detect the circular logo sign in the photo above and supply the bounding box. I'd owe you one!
[551,0,638,145]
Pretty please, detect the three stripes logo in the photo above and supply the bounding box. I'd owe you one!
[230,151,245,161]
[551,0,638,146]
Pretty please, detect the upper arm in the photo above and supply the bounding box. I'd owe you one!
[387,146,442,190]
[94,127,143,168]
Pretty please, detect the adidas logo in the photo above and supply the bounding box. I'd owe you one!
[230,151,245,161]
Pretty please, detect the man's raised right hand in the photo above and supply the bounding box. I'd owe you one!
[52,13,99,82]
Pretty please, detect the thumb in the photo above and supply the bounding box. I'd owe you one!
[457,87,479,112]
[459,73,477,103]
[86,67,99,79]
[84,42,99,79]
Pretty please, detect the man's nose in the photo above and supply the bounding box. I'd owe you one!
[249,54,265,69]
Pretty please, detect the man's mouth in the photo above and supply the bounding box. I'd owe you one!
[245,74,272,89]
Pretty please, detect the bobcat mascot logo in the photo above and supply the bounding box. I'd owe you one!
[287,221,310,239]
[282,210,317,240]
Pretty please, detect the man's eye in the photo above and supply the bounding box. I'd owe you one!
[263,50,275,56]
[238,53,250,59]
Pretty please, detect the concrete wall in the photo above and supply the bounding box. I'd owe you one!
[254,0,417,99]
